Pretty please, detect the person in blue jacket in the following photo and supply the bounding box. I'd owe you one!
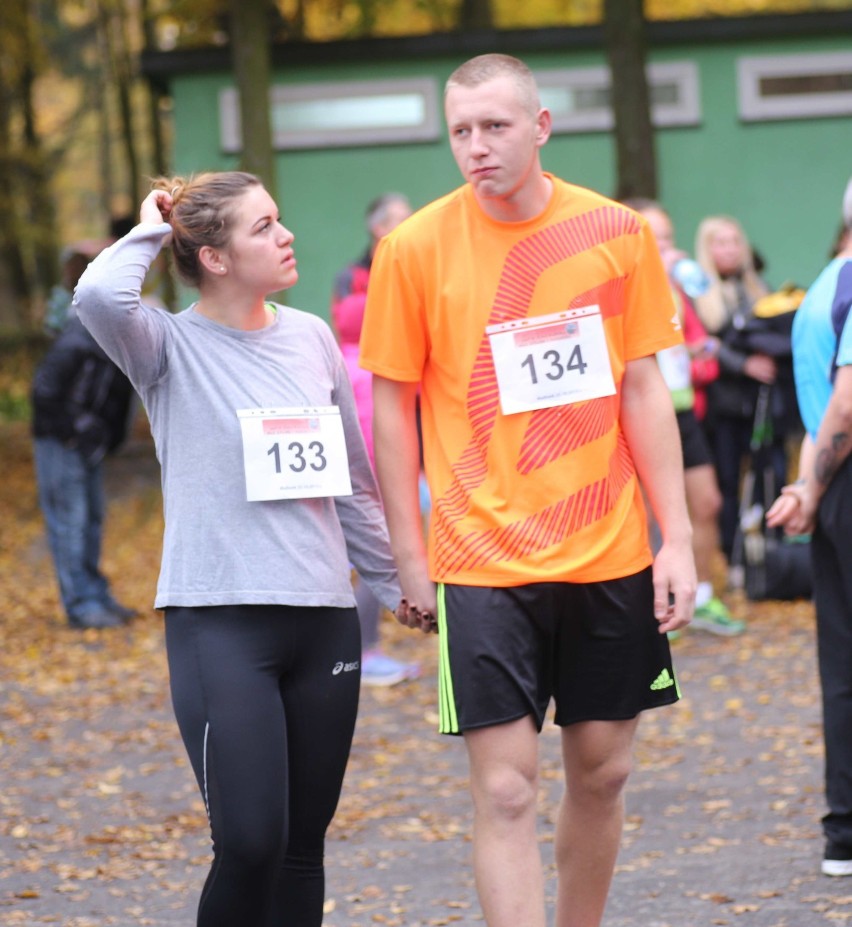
[767,176,852,879]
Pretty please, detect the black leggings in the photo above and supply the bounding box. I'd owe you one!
[165,604,361,927]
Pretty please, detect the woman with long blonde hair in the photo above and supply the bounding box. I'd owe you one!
[692,215,792,575]
[694,216,768,333]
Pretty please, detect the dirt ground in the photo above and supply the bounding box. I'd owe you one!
[1,420,848,926]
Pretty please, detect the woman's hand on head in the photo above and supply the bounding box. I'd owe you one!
[140,189,174,226]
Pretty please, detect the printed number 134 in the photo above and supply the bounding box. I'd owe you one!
[521,346,587,385]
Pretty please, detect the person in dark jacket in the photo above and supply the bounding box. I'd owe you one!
[31,315,135,628]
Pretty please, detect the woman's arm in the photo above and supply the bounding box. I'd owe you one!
[73,195,173,388]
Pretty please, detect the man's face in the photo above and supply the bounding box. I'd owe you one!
[445,75,549,210]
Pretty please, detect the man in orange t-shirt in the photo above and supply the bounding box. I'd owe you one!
[360,53,695,927]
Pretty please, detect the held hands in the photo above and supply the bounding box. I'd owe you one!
[394,598,439,634]
[393,559,438,634]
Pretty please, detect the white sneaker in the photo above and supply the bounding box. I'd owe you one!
[822,858,852,877]
[360,651,419,687]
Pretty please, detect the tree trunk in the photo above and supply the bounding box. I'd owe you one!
[21,30,59,297]
[0,0,57,326]
[96,0,143,210]
[602,0,657,200]
[140,0,168,177]
[0,1,30,325]
[0,140,33,326]
[228,0,277,200]
[140,0,177,310]
[93,9,116,223]
[113,0,143,207]
[459,0,493,30]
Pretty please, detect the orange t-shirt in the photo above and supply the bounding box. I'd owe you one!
[360,176,681,586]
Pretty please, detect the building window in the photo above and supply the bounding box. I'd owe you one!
[220,77,440,152]
[738,51,852,122]
[535,61,701,133]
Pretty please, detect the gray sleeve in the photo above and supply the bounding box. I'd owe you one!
[73,224,173,390]
[328,334,401,612]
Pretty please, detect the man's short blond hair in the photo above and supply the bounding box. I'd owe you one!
[445,54,541,116]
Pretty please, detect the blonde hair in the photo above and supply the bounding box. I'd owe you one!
[445,54,540,116]
[693,215,768,333]
[151,171,262,287]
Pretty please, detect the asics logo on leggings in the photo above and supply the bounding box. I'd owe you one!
[333,660,360,675]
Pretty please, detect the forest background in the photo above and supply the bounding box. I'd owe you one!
[0,0,848,344]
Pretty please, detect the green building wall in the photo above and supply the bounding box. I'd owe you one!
[164,27,851,321]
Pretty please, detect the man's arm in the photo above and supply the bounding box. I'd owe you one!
[767,365,852,535]
[372,375,437,631]
[620,355,696,631]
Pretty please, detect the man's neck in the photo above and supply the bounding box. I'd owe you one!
[475,174,553,224]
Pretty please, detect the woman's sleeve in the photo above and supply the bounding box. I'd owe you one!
[73,224,173,390]
[328,333,401,611]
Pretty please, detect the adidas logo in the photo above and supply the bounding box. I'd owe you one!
[650,668,675,691]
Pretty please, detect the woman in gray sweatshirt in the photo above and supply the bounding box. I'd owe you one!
[74,172,401,927]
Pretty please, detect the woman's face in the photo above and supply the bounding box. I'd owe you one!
[708,222,746,276]
[220,185,298,293]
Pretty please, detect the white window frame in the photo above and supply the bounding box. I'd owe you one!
[219,77,440,152]
[535,61,701,134]
[738,51,852,122]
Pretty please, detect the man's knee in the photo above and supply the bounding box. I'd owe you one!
[564,721,637,805]
[473,760,538,822]
[570,753,632,806]
[465,717,540,823]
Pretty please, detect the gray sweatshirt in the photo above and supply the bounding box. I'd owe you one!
[74,223,400,612]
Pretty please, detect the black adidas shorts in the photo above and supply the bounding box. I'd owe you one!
[435,567,679,735]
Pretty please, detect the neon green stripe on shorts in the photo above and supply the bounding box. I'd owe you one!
[436,583,459,734]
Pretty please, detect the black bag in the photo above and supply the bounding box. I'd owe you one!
[743,533,812,601]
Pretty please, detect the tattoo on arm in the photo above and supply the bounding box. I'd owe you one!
[815,432,851,486]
